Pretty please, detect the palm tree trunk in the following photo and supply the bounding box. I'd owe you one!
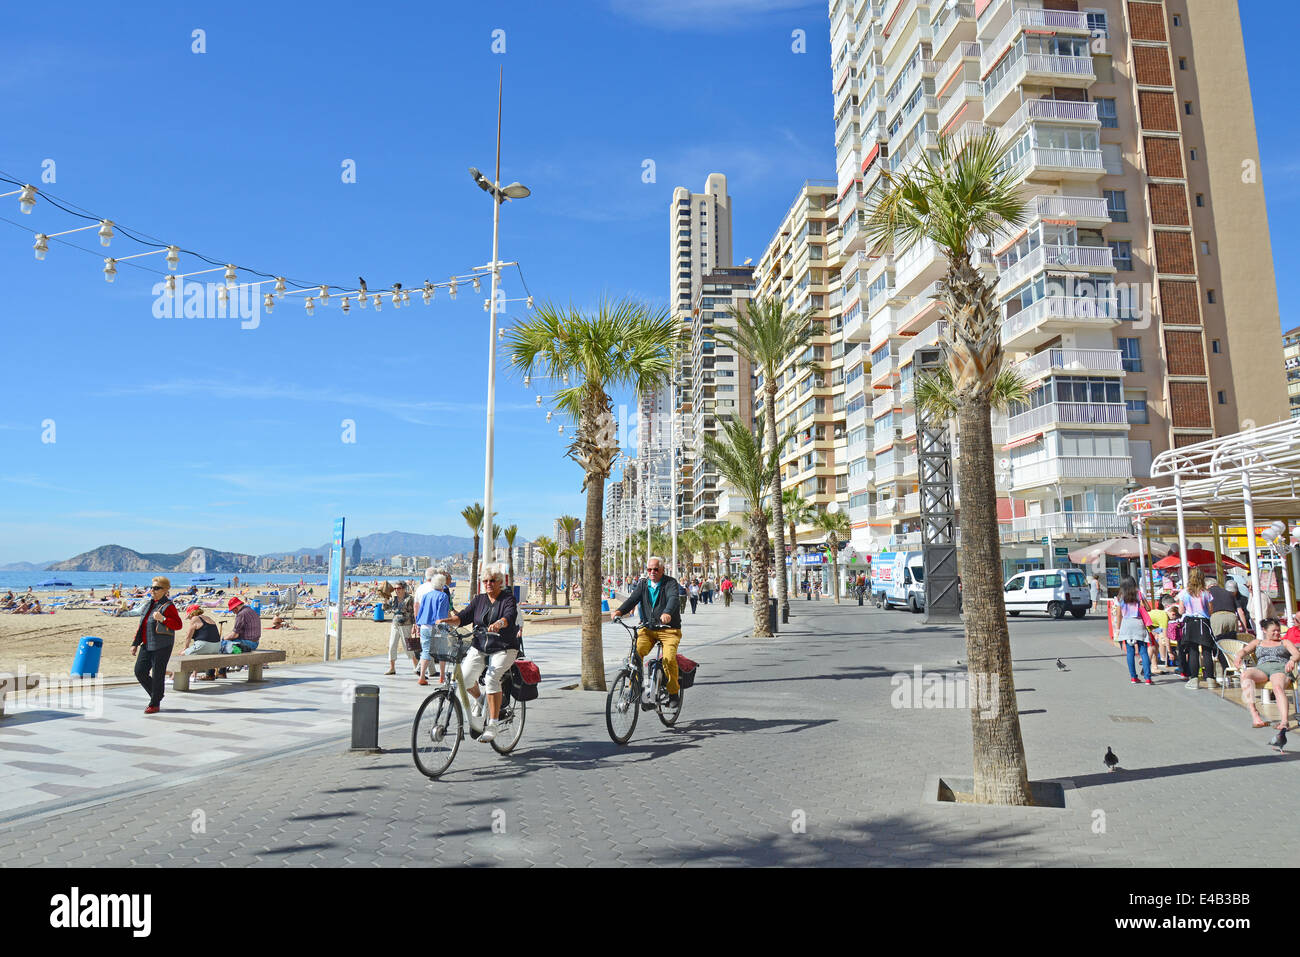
[957,394,1032,805]
[766,381,789,623]
[830,539,841,603]
[471,535,480,598]
[581,472,607,691]
[564,556,572,607]
[750,511,772,636]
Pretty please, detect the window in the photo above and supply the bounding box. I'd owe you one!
[1101,143,1123,175]
[1200,241,1210,255]
[1189,148,1198,161]
[1195,193,1204,207]
[1173,14,1181,26]
[1125,390,1149,424]
[1086,11,1108,36]
[1217,390,1226,405]
[1179,57,1187,70]
[1105,190,1128,223]
[1096,98,1118,128]
[1118,337,1143,372]
[1184,101,1194,116]
[1207,289,1216,304]
[1211,339,1221,354]
[1109,241,1133,271]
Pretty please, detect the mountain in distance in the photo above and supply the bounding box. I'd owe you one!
[48,544,258,573]
[0,560,60,572]
[275,530,531,561]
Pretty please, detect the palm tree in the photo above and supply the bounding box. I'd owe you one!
[782,489,815,597]
[678,529,700,586]
[461,503,484,595]
[865,129,1031,805]
[714,297,821,626]
[532,535,554,605]
[569,541,585,592]
[507,298,678,691]
[558,515,581,606]
[502,524,518,595]
[537,537,560,605]
[812,509,851,603]
[700,415,788,637]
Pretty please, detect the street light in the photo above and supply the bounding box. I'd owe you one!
[473,68,530,596]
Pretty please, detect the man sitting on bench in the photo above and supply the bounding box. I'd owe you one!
[201,596,261,681]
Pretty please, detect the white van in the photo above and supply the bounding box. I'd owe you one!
[1002,568,1091,619]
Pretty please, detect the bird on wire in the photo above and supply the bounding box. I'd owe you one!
[359,277,368,296]
[1104,747,1119,772]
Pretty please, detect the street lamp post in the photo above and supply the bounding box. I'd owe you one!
[471,68,530,596]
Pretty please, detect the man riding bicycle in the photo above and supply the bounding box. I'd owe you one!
[610,556,684,708]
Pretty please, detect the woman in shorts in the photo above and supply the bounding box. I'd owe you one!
[1234,618,1299,730]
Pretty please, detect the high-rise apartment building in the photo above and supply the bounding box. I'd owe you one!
[829,0,1288,570]
[754,181,848,564]
[688,266,757,525]
[1284,326,1300,421]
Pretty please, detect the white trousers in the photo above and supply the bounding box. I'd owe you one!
[461,646,518,694]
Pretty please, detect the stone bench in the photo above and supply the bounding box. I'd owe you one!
[172,650,287,692]
[0,673,41,717]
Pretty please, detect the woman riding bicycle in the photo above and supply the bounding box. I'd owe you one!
[609,556,684,708]
[438,564,519,744]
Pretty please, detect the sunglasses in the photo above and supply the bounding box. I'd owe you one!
[151,586,165,591]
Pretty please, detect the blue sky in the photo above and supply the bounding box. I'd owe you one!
[0,0,1294,564]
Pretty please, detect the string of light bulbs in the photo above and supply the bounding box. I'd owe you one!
[0,171,537,317]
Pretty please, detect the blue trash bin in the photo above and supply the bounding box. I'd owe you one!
[601,599,609,612]
[251,599,262,615]
[72,636,103,677]
[373,603,384,622]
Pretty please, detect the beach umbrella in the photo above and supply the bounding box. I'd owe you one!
[1067,537,1172,564]
[1153,549,1245,571]
[35,578,73,587]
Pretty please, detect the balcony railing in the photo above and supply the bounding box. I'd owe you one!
[982,9,1092,74]
[1010,455,1134,488]
[999,511,1132,540]
[900,318,947,366]
[1001,296,1119,345]
[1004,99,1099,133]
[872,391,897,419]
[1007,401,1128,437]
[997,243,1114,293]
[895,280,944,332]
[937,81,984,130]
[937,40,982,89]
[1015,348,1124,380]
[984,55,1095,117]
[1030,194,1109,222]
[932,1,975,49]
[903,492,920,513]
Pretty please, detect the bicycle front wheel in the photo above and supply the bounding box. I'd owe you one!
[412,689,461,779]
[490,699,526,754]
[605,671,639,745]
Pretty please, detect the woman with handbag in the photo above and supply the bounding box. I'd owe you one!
[1175,567,1218,689]
[1112,577,1154,685]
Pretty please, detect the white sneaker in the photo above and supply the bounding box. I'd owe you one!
[479,720,498,743]
[1206,677,1219,688]
[1185,677,1200,689]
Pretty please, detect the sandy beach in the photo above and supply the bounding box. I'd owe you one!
[0,582,577,680]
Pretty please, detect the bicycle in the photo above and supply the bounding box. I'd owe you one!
[606,617,684,745]
[411,625,527,779]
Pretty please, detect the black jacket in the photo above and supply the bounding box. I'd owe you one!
[617,575,682,630]
[456,592,519,654]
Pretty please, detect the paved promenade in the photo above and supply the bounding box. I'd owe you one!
[2,598,1297,866]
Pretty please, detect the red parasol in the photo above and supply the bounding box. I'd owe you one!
[1152,549,1246,570]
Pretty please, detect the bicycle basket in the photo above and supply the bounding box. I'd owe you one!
[676,654,699,690]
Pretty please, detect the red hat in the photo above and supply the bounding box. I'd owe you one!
[228,597,244,610]
[186,604,202,615]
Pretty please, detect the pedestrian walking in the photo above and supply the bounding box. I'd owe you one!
[384,581,418,676]
[132,576,182,714]
[721,575,734,607]
[1175,568,1218,688]
[1111,576,1154,684]
[688,579,700,614]
[1087,573,1100,615]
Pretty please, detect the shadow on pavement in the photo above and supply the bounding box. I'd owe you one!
[1068,753,1300,789]
[702,664,896,686]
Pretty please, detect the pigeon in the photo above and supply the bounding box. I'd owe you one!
[1269,727,1288,753]
[955,659,963,667]
[358,276,368,296]
[1056,659,1069,671]
[1104,747,1119,771]
[392,282,402,292]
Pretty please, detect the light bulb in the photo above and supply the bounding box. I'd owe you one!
[305,297,315,316]
[165,246,180,271]
[274,277,286,299]
[224,265,237,287]
[558,425,564,434]
[422,290,431,304]
[523,375,530,388]
[18,184,36,214]
[535,395,541,406]
[473,276,482,292]
[218,284,229,303]
[33,234,48,260]
[103,258,117,283]
[319,285,330,302]
[97,221,114,247]
[562,373,570,386]
[372,294,382,312]
[449,278,458,299]
[341,296,351,314]
[263,293,274,313]
[498,326,505,339]
[402,290,411,305]
[526,295,534,310]
[392,292,401,308]
[165,275,176,292]
[484,299,491,313]
[546,411,553,422]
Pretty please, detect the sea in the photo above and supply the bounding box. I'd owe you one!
[0,571,418,593]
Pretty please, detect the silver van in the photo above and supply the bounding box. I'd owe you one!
[1002,568,1091,619]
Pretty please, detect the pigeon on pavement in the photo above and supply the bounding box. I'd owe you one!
[1104,747,1119,771]
[1056,659,1069,671]
[1269,727,1288,753]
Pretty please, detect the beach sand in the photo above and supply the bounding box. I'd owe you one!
[0,583,577,680]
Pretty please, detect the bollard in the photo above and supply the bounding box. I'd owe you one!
[768,598,779,635]
[351,684,381,752]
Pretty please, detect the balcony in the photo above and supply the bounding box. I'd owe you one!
[1007,401,1128,438]
[937,81,983,131]
[1014,348,1124,381]
[893,238,946,297]
[903,492,921,514]
[872,390,898,419]
[996,244,1114,296]
[932,4,977,61]
[894,94,939,142]
[1005,143,1105,184]
[981,7,1092,71]
[870,353,898,387]
[900,318,947,367]
[1010,455,1134,490]
[999,511,1132,543]
[984,55,1095,125]
[900,453,919,478]
[1001,295,1121,350]
[846,404,868,432]
[1003,99,1099,135]
[1028,193,1109,226]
